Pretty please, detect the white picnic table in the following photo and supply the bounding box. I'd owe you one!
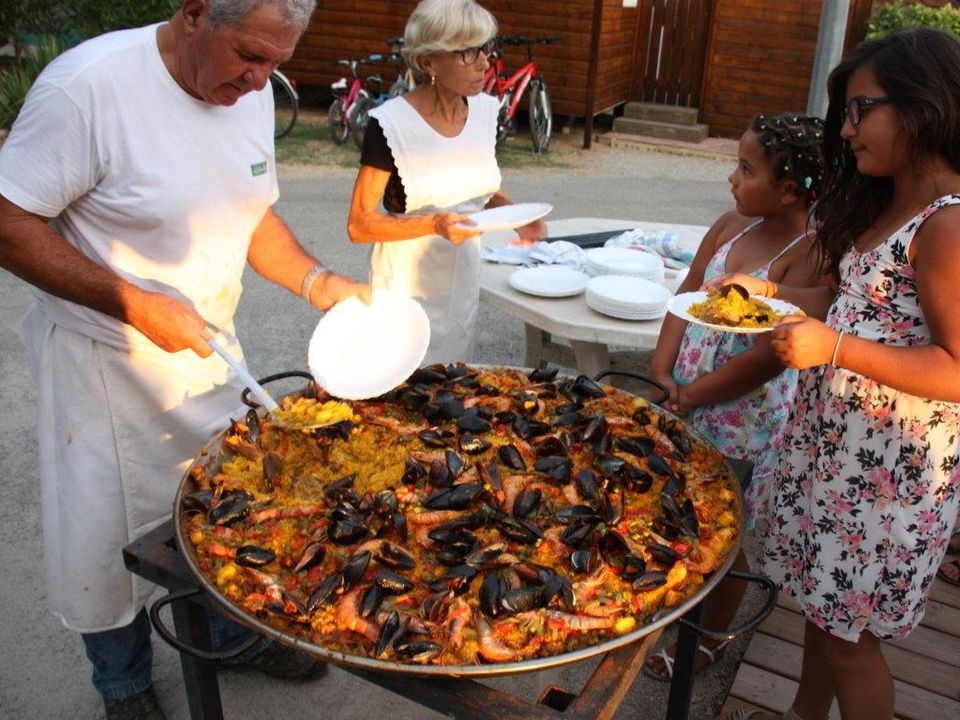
[480,217,708,376]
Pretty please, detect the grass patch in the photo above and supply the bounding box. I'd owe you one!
[274,114,361,169]
[276,110,573,170]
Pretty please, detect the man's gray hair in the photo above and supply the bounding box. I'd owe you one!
[206,0,317,31]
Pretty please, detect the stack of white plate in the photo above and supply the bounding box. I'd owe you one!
[584,247,665,283]
[585,275,672,320]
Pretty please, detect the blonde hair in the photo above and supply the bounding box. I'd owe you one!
[402,0,497,76]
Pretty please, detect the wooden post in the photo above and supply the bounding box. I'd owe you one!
[583,0,606,149]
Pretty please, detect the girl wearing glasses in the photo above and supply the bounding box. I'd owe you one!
[347,0,546,364]
[718,28,960,720]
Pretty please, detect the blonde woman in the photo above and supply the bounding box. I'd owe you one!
[347,0,546,364]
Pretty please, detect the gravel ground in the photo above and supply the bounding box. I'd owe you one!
[0,136,772,720]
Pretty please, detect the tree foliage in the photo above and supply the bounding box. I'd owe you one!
[867,1,960,39]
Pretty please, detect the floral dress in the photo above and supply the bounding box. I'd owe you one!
[673,221,805,532]
[762,195,960,642]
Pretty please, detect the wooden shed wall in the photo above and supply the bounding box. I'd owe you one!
[699,0,874,138]
[286,1,638,117]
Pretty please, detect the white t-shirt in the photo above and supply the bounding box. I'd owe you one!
[0,23,279,351]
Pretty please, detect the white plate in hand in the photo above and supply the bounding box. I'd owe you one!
[508,266,589,298]
[666,291,802,334]
[308,289,430,399]
[455,202,553,232]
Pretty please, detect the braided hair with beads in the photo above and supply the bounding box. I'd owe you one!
[750,113,825,208]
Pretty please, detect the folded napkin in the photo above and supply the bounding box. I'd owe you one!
[604,229,694,270]
[482,240,587,270]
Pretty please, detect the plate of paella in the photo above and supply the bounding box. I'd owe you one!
[667,286,803,333]
[174,365,742,675]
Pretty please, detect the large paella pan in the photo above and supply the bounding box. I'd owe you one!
[169,364,746,676]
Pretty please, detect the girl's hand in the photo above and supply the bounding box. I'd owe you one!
[769,315,838,369]
[702,272,771,297]
[433,213,481,244]
[511,219,548,246]
[672,386,696,417]
[650,368,682,412]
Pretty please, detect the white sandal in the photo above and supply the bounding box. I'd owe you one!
[726,707,820,720]
[643,639,730,681]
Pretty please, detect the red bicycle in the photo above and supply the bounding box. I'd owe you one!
[328,58,379,145]
[483,35,558,153]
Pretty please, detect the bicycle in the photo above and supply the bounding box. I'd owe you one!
[483,35,558,153]
[327,58,375,145]
[270,69,298,139]
[349,53,399,149]
[385,37,416,99]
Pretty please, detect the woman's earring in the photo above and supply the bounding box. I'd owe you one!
[430,74,436,86]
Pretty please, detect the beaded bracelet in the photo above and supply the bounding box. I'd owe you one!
[831,330,845,367]
[300,263,328,301]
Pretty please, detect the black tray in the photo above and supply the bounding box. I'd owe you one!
[547,229,629,249]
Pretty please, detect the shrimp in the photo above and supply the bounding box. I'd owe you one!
[202,542,236,560]
[248,503,326,524]
[683,543,717,574]
[543,610,617,632]
[500,474,538,512]
[477,619,520,663]
[463,395,512,413]
[444,598,473,650]
[336,587,380,643]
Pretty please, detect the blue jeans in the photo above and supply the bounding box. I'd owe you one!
[81,608,267,700]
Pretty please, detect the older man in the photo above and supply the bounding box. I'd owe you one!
[0,1,363,717]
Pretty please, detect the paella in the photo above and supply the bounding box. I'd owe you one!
[179,365,740,666]
[688,284,789,328]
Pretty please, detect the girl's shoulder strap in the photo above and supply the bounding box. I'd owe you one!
[766,229,813,266]
[726,219,763,247]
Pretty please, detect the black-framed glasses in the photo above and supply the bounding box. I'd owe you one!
[841,95,892,126]
[455,39,496,65]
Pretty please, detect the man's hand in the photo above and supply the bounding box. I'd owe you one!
[309,271,372,311]
[124,289,212,357]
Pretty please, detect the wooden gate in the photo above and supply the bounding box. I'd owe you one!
[630,0,715,107]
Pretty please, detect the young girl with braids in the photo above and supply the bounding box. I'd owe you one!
[716,28,960,720]
[644,112,830,681]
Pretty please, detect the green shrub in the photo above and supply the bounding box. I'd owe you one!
[867,1,960,39]
[72,1,181,40]
[0,35,60,129]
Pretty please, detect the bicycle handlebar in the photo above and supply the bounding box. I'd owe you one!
[497,34,561,46]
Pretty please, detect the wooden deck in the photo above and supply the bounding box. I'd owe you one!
[721,575,960,719]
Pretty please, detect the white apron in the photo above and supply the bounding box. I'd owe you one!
[367,93,501,364]
[21,306,249,632]
[0,24,279,631]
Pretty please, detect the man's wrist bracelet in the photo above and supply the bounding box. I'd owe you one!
[300,263,328,301]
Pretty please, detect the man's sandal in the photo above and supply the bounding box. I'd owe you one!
[642,639,729,681]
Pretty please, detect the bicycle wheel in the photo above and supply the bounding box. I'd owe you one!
[387,76,409,99]
[270,71,298,139]
[327,98,350,145]
[350,95,376,149]
[495,92,513,145]
[529,79,553,153]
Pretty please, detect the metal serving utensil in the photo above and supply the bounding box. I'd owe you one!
[207,339,339,431]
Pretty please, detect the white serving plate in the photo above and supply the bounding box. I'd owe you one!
[508,266,590,298]
[308,289,430,399]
